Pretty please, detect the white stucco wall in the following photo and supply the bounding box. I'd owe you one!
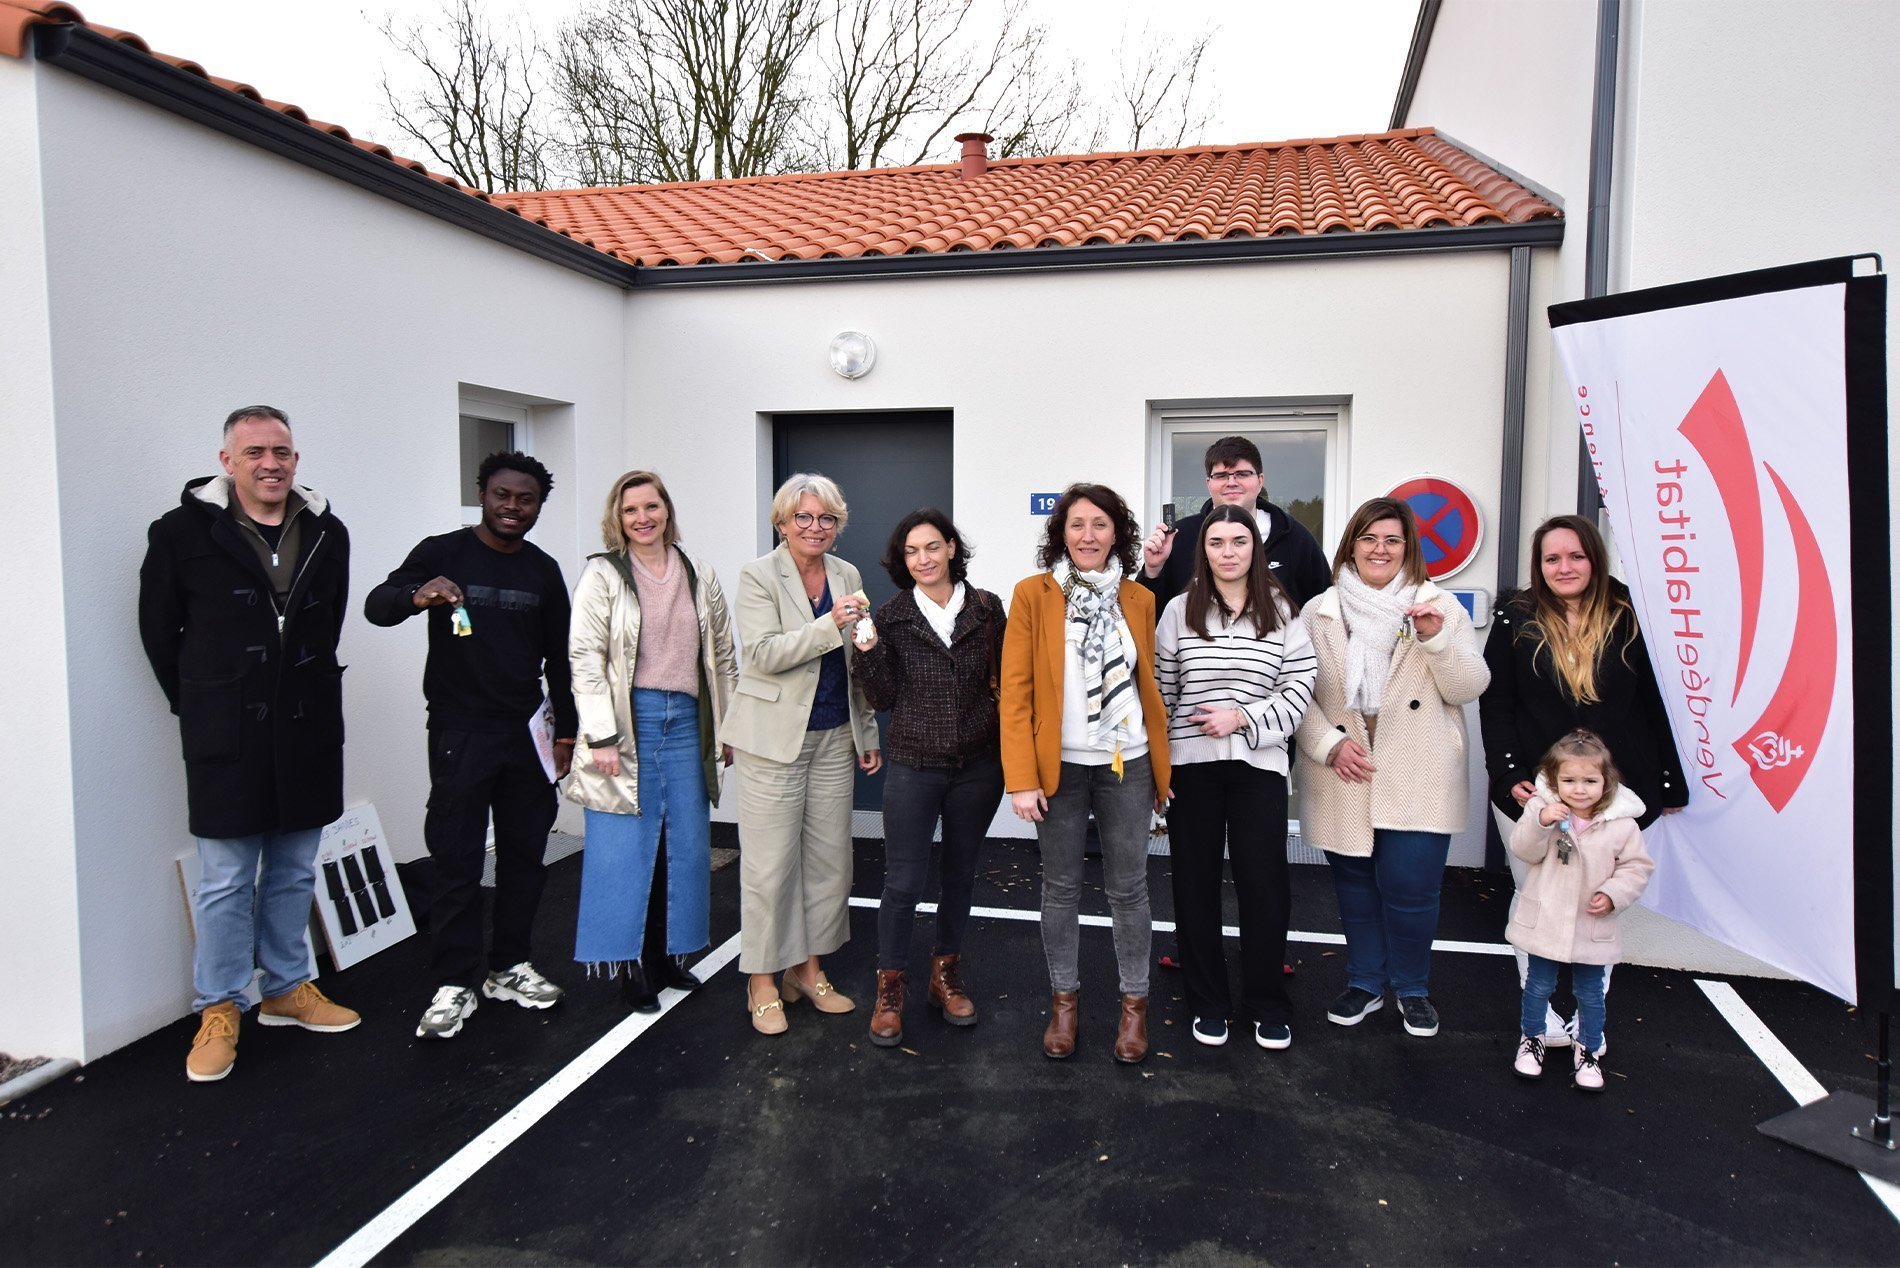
[621,250,1528,863]
[0,56,88,1065]
[19,65,627,1061]
[1413,0,1900,986]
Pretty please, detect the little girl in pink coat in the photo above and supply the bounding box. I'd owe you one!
[1507,729,1655,1090]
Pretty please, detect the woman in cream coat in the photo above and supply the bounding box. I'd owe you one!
[724,473,882,1034]
[1295,497,1489,1040]
[568,470,737,1010]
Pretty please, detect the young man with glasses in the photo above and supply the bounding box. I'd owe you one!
[1139,436,1330,614]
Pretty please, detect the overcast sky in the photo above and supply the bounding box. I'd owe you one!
[88,0,1418,164]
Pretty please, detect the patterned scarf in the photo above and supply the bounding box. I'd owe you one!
[1053,556,1141,775]
[1335,566,1419,716]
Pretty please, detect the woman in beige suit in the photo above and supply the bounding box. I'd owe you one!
[724,474,882,1034]
[1294,497,1488,1041]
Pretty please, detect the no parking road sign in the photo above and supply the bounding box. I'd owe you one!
[1388,475,1483,580]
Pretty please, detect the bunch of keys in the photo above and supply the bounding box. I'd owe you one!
[846,588,875,644]
[1555,819,1576,864]
[450,604,474,637]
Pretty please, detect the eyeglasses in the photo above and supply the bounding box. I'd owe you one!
[792,511,840,530]
[1355,534,1407,550]
[1207,468,1259,484]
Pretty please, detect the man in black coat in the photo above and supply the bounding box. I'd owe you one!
[1137,435,1332,614]
[364,451,578,1040]
[140,405,361,1084]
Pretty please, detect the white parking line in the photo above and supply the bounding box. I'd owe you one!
[846,896,1516,956]
[314,935,743,1268]
[1696,978,1900,1224]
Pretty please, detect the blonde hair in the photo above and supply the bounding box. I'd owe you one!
[1535,729,1621,818]
[600,470,679,551]
[771,472,849,534]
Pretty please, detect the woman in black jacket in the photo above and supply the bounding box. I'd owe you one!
[1480,514,1686,1047]
[852,508,1007,1049]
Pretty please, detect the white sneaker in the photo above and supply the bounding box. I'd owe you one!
[1513,1033,1545,1079]
[416,986,477,1039]
[1565,1011,1607,1057]
[1541,1005,1572,1049]
[483,962,564,1009]
[1191,1016,1229,1047]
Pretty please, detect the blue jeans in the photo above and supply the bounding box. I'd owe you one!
[1523,956,1607,1052]
[1326,829,1450,998]
[191,828,322,1012]
[575,689,711,965]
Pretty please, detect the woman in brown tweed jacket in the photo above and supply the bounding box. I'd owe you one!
[852,508,1007,1050]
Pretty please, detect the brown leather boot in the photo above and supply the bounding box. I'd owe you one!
[868,970,906,1048]
[1043,990,1079,1059]
[1113,994,1149,1064]
[927,953,978,1027]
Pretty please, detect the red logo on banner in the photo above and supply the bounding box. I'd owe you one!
[1387,476,1482,580]
[1677,371,1836,812]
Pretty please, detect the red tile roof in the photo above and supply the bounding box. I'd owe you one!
[495,130,1558,267]
[6,3,1560,272]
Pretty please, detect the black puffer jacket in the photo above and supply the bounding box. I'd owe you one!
[1479,582,1687,828]
[139,477,350,838]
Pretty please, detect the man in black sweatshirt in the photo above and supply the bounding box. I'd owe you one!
[1137,434,1332,614]
[365,451,578,1039]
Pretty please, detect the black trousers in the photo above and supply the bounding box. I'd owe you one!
[1167,762,1292,1026]
[424,726,558,988]
[876,756,1004,970]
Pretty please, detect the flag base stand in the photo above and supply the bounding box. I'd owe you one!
[1757,1010,1896,1182]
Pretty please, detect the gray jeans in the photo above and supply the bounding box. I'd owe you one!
[1037,756,1154,996]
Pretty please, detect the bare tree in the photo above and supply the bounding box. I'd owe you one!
[548,0,825,185]
[1104,23,1217,152]
[816,0,1087,170]
[377,0,1222,190]
[377,0,552,192]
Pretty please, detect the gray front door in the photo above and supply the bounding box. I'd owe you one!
[773,411,953,810]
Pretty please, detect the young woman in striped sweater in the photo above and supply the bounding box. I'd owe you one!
[1156,504,1317,1050]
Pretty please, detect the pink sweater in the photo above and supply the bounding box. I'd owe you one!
[630,549,700,696]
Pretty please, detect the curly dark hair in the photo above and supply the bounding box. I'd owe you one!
[1035,483,1140,574]
[477,450,554,500]
[880,507,973,589]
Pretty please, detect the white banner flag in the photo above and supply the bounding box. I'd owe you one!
[1550,269,1868,1001]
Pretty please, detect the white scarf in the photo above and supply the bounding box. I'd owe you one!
[914,582,964,647]
[1053,557,1142,770]
[1335,567,1419,716]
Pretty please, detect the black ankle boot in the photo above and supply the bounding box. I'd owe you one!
[619,963,661,1013]
[650,955,701,992]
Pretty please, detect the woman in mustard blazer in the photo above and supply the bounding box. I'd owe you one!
[723,473,882,1035]
[1000,482,1170,1065]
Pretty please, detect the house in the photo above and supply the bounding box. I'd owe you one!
[2,0,1889,1066]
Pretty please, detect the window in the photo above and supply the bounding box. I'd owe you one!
[1150,401,1346,548]
[459,402,530,526]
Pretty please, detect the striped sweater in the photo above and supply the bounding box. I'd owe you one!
[1155,593,1317,775]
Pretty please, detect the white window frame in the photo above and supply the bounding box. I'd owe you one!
[458,398,532,526]
[1148,399,1350,553]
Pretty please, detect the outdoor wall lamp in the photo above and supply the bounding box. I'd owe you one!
[829,331,876,379]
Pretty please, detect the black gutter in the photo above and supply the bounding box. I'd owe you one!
[30,22,637,289]
[1576,0,1621,512]
[1389,0,1442,130]
[632,219,1563,288]
[1497,244,1532,596]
